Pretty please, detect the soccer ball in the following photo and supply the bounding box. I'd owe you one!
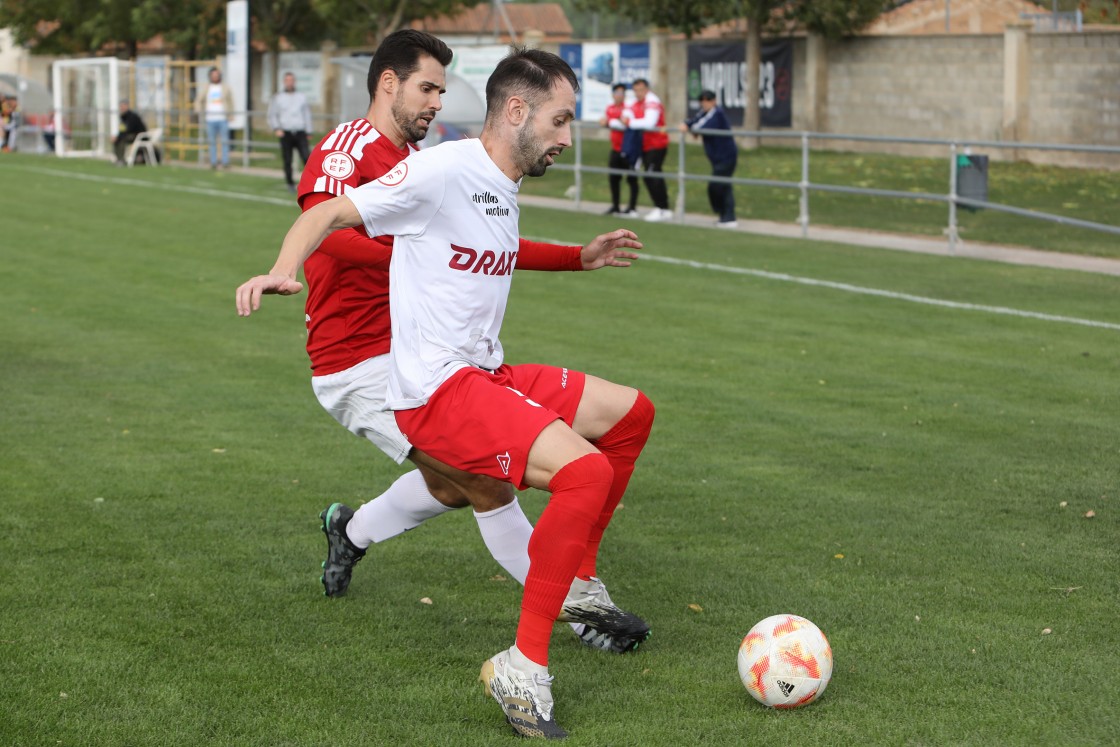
[738,614,833,708]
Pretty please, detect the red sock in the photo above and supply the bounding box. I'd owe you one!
[577,391,655,579]
[516,453,614,666]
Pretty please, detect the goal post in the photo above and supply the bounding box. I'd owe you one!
[51,57,134,158]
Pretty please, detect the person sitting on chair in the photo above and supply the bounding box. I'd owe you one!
[113,100,148,166]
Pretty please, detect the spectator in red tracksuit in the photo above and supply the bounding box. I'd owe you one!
[624,78,671,222]
[599,83,639,217]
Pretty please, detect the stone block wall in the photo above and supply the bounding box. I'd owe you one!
[822,35,1005,151]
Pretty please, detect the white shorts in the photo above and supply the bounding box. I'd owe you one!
[311,355,413,464]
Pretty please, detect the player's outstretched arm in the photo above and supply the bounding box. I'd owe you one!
[235,195,363,317]
[580,228,642,270]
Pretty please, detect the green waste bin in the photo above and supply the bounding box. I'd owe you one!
[956,154,988,210]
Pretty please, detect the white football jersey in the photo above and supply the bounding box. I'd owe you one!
[346,138,521,410]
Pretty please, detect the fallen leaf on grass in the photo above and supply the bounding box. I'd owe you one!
[1084,510,1096,519]
[1041,628,1052,635]
[419,597,433,605]
[688,603,703,613]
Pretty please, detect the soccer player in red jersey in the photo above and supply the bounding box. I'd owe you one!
[238,46,655,741]
[238,31,651,660]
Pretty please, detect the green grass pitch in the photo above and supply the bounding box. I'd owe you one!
[0,154,1117,746]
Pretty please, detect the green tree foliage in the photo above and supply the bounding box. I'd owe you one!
[518,0,646,39]
[790,0,894,39]
[0,0,141,56]
[250,0,329,93]
[580,0,890,142]
[312,0,487,47]
[577,0,891,39]
[131,0,228,59]
[1068,0,1120,24]
[571,0,738,38]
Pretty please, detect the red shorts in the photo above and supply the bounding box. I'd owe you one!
[394,363,586,490]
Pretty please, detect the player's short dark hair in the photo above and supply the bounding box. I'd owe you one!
[611,82,626,93]
[699,89,717,101]
[484,48,580,123]
[367,30,453,99]
[632,78,649,87]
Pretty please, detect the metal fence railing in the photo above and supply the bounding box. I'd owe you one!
[45,106,1120,253]
[560,123,1120,254]
[49,106,353,166]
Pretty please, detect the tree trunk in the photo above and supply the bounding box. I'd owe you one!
[268,38,281,99]
[744,18,761,150]
[377,0,409,43]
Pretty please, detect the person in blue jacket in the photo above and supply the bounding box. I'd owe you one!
[681,90,738,227]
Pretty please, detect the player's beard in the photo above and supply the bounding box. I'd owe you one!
[514,123,559,178]
[392,98,433,145]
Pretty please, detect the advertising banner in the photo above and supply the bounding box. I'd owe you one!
[580,42,621,123]
[686,40,793,128]
[558,44,583,118]
[618,43,650,86]
[560,42,651,122]
[448,44,510,110]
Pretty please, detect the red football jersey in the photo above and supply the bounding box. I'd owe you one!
[297,119,412,375]
[296,119,583,375]
[604,102,627,152]
[630,92,670,152]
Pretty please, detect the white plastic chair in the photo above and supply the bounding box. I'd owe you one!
[126,128,162,167]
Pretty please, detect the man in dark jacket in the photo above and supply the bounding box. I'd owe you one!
[681,90,738,227]
[113,100,148,165]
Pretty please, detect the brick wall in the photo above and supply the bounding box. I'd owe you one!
[1028,32,1120,145]
[821,35,1005,143]
[660,30,1120,167]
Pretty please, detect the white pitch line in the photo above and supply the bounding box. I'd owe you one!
[527,234,1120,333]
[640,253,1120,332]
[29,166,298,207]
[21,165,1118,332]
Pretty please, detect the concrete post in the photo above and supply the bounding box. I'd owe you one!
[805,33,829,134]
[650,28,671,111]
[1002,21,1031,145]
[320,40,338,123]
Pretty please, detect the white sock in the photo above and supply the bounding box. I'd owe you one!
[474,497,533,584]
[510,644,549,677]
[474,498,584,635]
[345,469,455,548]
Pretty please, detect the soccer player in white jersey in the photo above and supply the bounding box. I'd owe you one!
[237,49,654,739]
[239,30,648,657]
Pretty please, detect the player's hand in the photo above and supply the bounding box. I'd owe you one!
[580,229,641,270]
[235,273,304,316]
